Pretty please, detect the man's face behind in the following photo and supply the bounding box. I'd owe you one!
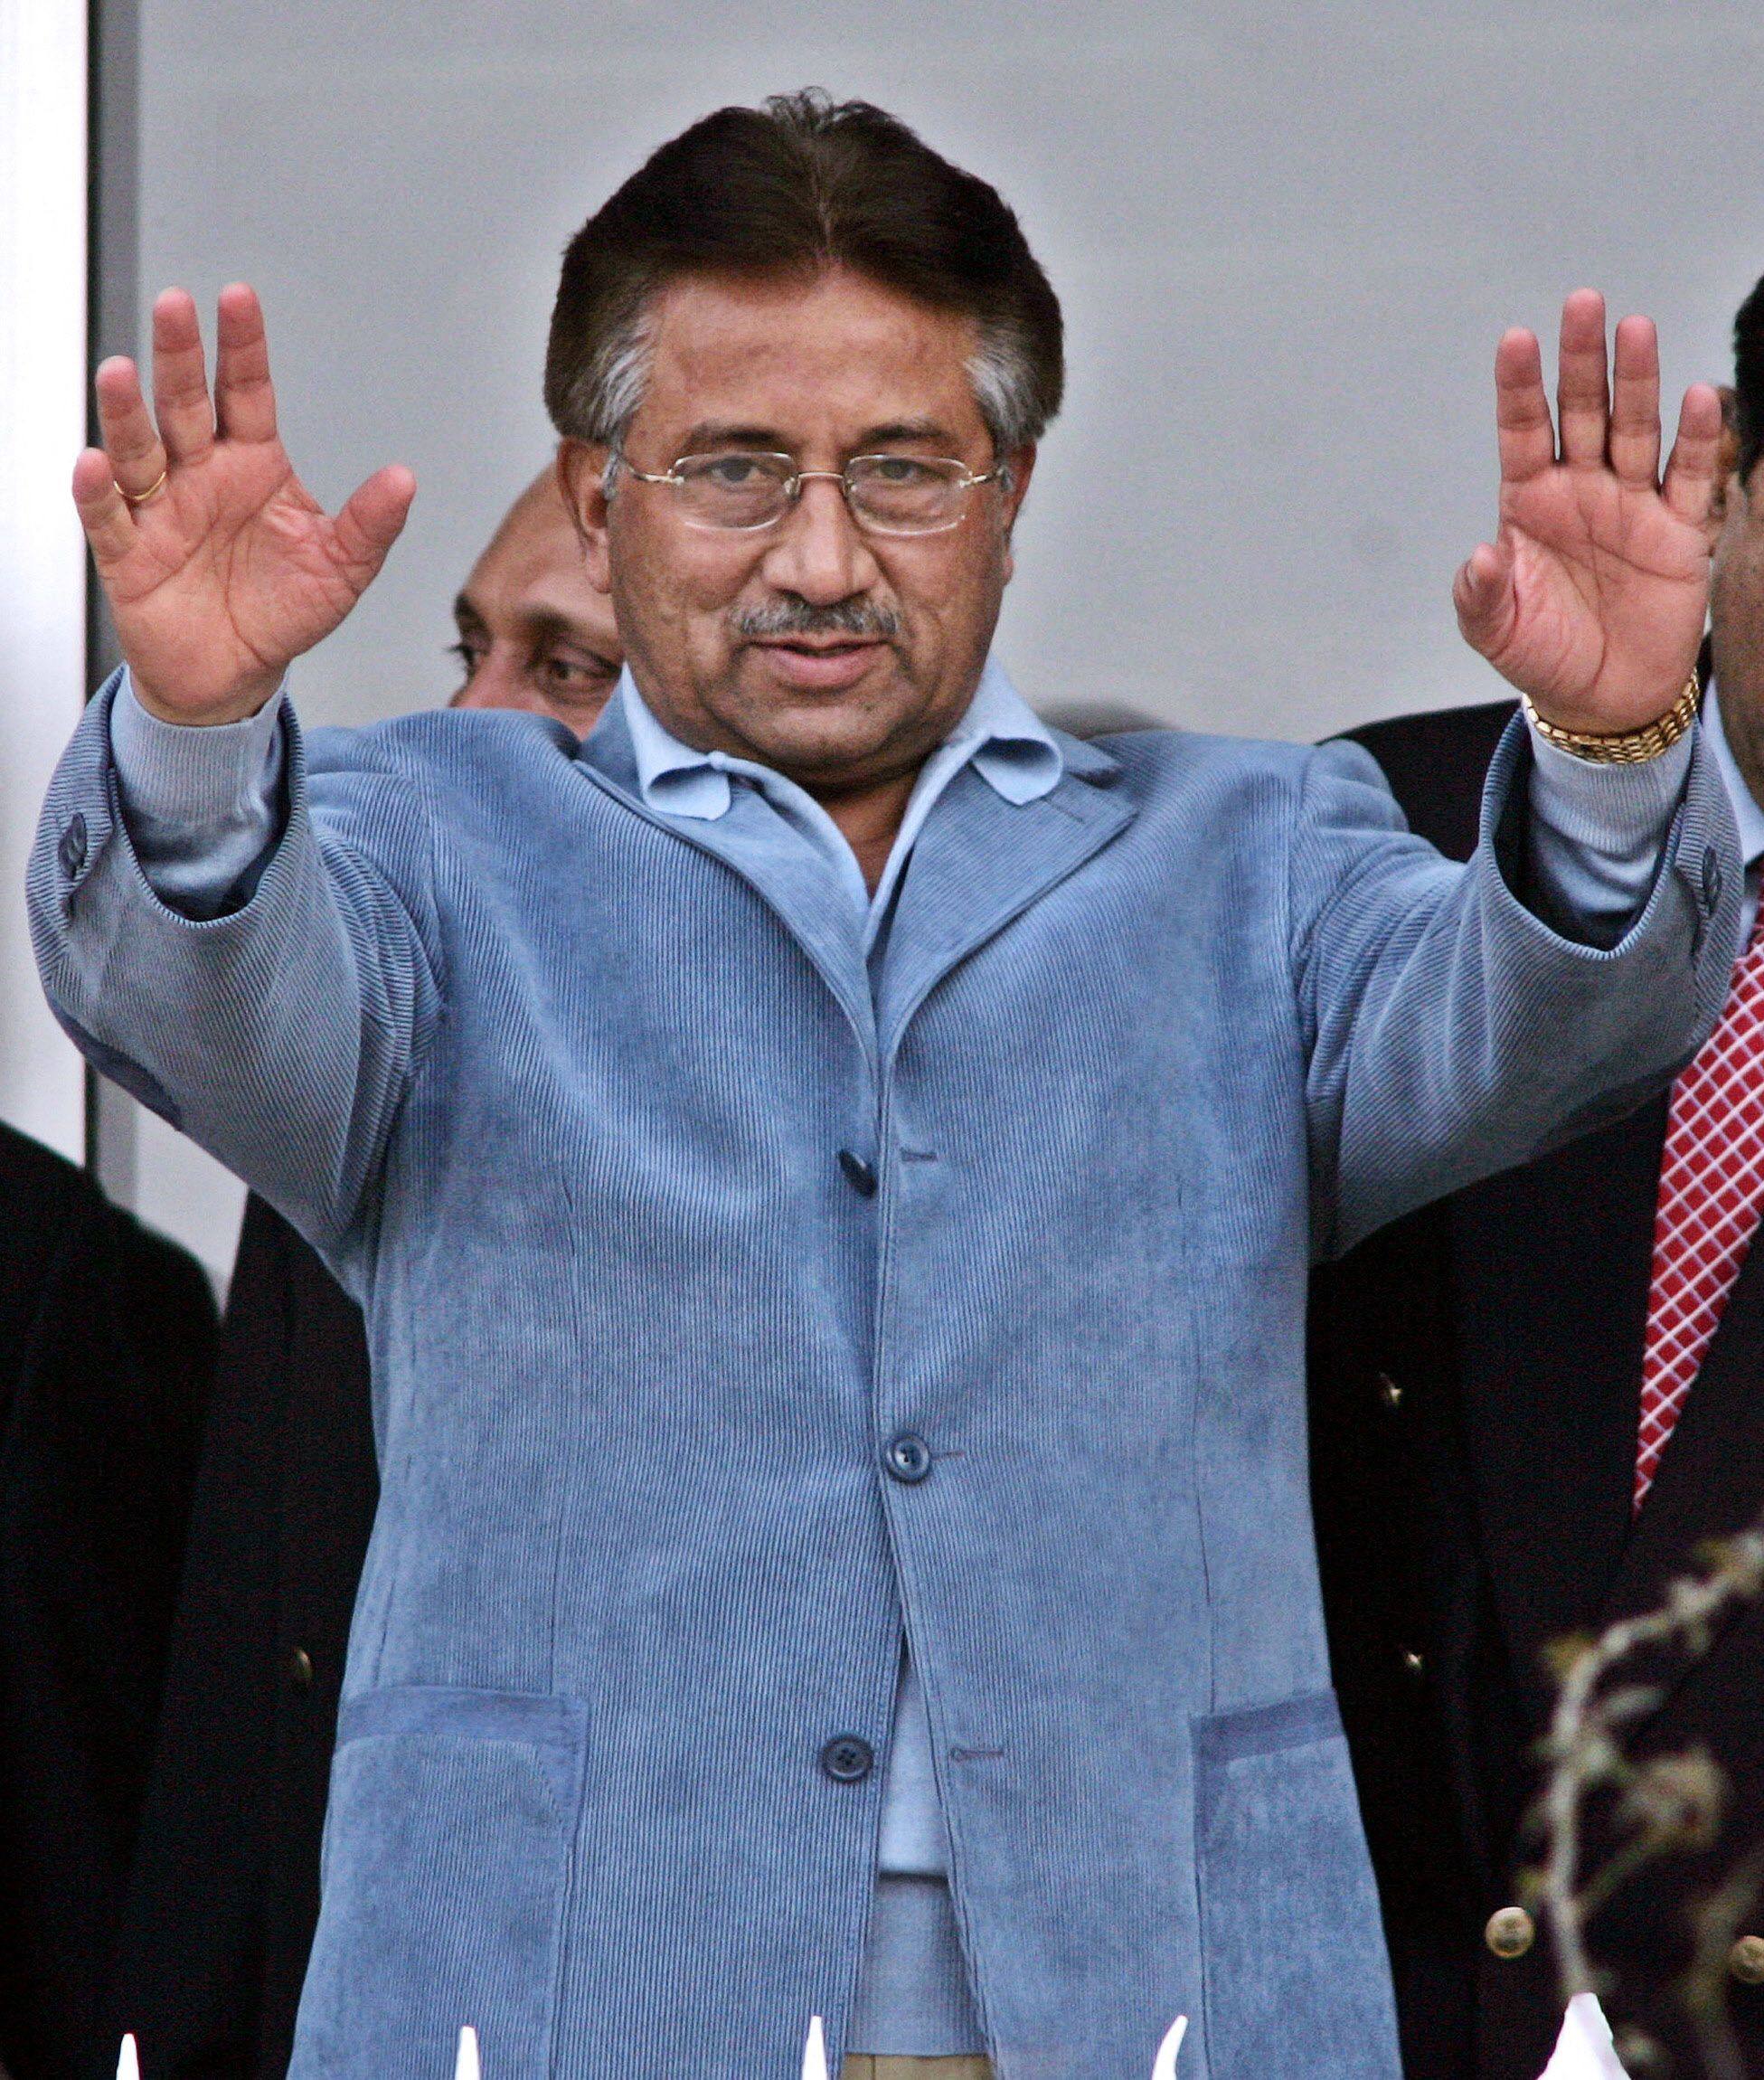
[567,266,1033,797]
[450,474,622,736]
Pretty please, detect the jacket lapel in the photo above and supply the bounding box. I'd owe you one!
[1448,1097,1668,1727]
[874,741,1136,1064]
[572,702,877,1056]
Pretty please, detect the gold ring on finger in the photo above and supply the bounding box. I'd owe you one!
[120,467,168,507]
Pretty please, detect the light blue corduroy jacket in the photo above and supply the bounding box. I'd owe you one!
[28,674,1740,2080]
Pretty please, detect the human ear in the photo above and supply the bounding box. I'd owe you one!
[1708,389,1741,527]
[557,439,615,594]
[999,444,1037,583]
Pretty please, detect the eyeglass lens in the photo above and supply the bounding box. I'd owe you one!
[670,453,977,534]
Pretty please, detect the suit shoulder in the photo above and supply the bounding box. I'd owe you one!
[0,1120,216,1366]
[307,706,575,772]
[1090,723,1315,787]
[1091,725,1363,826]
[1335,700,1514,860]
[0,1121,87,1319]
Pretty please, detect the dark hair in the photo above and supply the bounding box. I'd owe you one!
[1737,272,1764,487]
[543,90,1063,456]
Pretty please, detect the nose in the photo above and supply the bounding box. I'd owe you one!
[759,475,879,605]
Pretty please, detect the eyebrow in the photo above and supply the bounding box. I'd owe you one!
[677,417,956,453]
[452,591,486,629]
[518,608,615,657]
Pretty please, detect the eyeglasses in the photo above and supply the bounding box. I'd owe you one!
[617,449,1003,535]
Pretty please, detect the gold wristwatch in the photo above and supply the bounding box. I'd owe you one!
[1520,669,1701,765]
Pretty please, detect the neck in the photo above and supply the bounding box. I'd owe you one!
[810,770,920,893]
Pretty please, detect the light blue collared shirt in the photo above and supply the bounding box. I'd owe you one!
[619,654,1063,950]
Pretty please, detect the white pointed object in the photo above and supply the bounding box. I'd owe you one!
[117,2036,141,2080]
[801,2014,829,2080]
[1151,2014,1188,2079]
[454,2026,480,2080]
[1538,1993,1627,2080]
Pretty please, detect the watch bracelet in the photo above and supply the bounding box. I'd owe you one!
[1521,670,1701,765]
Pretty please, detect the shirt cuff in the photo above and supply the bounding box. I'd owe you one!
[1524,711,1695,945]
[110,668,288,822]
[109,668,288,918]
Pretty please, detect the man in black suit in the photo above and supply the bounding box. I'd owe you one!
[0,1120,215,2080]
[109,464,622,2080]
[1313,274,1764,2080]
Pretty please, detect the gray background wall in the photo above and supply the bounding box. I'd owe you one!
[121,0,1764,1277]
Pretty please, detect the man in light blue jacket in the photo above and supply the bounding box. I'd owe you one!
[31,90,1740,2080]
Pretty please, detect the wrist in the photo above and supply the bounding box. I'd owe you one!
[1521,669,1700,765]
[128,667,284,728]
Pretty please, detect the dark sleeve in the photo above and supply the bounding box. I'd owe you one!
[0,1126,217,2080]
[112,1195,378,2080]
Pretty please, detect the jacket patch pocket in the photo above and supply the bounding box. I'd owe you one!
[292,1686,588,2080]
[1190,1691,1400,2080]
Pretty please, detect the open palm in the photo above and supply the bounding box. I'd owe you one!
[1455,292,1722,733]
[73,285,414,724]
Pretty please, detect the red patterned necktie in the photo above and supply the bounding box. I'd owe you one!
[1637,909,1764,1508]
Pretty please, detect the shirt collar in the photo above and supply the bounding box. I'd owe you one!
[1701,676,1764,875]
[617,655,1062,823]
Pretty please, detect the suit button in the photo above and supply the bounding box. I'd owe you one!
[1703,844,1724,913]
[820,1735,874,1783]
[1375,1371,1403,1411]
[1730,1934,1764,1983]
[287,1647,315,1691]
[58,813,88,880]
[884,1433,933,1484]
[1399,1647,1427,1680]
[1485,1906,1535,1960]
[838,1149,878,1197]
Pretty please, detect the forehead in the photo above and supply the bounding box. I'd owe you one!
[462,488,614,640]
[635,266,986,449]
[465,490,583,607]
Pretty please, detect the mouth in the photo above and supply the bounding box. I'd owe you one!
[747,635,888,694]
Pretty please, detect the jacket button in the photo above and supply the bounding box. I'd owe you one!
[1400,1647,1426,1680]
[287,1647,315,1691]
[1375,1370,1403,1411]
[884,1433,933,1484]
[1485,1906,1535,1960]
[1730,1934,1764,1983]
[820,1735,874,1783]
[58,813,88,880]
[1703,844,1723,913]
[838,1149,878,1197]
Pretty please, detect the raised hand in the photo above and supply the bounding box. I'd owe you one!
[73,284,415,724]
[1455,290,1723,733]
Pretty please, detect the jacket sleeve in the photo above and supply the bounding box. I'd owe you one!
[27,670,446,1258]
[1296,713,1741,1259]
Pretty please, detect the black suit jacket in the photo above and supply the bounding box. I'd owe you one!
[112,1195,377,2080]
[0,1121,216,2080]
[1312,689,1764,2080]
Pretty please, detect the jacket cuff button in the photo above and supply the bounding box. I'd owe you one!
[58,812,89,881]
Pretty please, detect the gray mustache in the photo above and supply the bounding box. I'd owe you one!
[733,600,901,640]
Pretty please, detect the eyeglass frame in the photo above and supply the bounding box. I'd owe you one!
[611,448,1008,536]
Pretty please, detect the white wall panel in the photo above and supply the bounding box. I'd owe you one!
[0,0,89,1161]
[122,0,1762,1273]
